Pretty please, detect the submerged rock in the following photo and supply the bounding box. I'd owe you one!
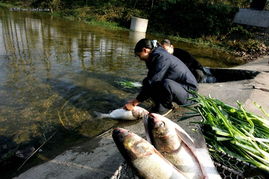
[0,136,17,162]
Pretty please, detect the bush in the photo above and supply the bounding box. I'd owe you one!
[225,39,267,54]
[225,25,253,40]
[149,0,238,38]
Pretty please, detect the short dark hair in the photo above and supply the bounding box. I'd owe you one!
[161,39,171,45]
[134,38,153,53]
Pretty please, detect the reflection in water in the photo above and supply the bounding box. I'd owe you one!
[0,7,238,173]
[128,31,146,44]
[0,8,145,145]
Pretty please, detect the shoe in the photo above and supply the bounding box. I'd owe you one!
[150,104,174,116]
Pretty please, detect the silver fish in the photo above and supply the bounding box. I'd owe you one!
[112,128,187,179]
[145,113,221,179]
[94,106,148,120]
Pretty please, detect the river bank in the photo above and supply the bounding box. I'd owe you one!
[0,1,268,64]
[14,56,269,178]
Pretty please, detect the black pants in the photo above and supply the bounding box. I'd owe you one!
[150,79,194,109]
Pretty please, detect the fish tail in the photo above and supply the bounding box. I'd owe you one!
[93,111,110,119]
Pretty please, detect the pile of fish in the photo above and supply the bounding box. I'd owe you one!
[112,111,221,179]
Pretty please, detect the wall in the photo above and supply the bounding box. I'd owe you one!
[233,8,269,28]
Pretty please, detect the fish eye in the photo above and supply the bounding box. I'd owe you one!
[154,121,165,131]
[159,121,165,128]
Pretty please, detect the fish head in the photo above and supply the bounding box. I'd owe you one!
[131,106,149,120]
[147,113,169,138]
[112,128,155,161]
[146,113,181,152]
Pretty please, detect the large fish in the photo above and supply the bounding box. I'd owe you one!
[145,113,221,179]
[112,128,187,179]
[94,106,149,120]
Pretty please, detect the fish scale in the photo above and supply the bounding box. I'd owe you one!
[145,113,221,179]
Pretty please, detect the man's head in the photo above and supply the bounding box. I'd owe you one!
[134,38,153,61]
[161,39,174,54]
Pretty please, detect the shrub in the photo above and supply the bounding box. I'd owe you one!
[149,0,238,38]
[226,39,267,54]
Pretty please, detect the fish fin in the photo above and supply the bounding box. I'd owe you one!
[175,128,207,178]
[93,111,109,119]
[175,128,195,147]
[143,115,152,144]
[175,128,208,178]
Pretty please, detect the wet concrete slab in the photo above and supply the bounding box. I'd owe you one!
[15,57,269,179]
[232,55,269,72]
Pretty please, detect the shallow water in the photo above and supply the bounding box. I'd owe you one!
[0,7,146,142]
[0,6,239,175]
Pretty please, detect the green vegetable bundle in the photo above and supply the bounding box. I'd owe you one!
[186,93,269,172]
[115,80,142,89]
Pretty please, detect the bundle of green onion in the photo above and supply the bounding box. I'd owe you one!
[115,80,142,89]
[186,93,269,172]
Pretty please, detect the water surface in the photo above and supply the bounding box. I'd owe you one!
[0,6,238,173]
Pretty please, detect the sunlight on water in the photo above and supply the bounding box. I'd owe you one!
[0,7,238,160]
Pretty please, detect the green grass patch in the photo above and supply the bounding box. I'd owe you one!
[83,19,125,30]
[0,2,16,8]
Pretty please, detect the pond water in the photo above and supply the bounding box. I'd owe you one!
[0,6,239,175]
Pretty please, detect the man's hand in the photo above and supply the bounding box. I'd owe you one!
[124,99,140,111]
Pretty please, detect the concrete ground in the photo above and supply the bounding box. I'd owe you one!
[15,56,269,179]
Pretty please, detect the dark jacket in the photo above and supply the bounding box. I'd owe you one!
[173,48,205,82]
[136,47,198,102]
